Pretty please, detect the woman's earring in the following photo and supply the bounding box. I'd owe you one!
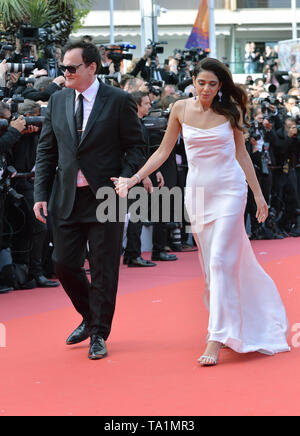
[218,90,222,102]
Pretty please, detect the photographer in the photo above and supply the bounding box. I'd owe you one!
[245,106,275,238]
[145,102,179,261]
[0,101,26,266]
[271,117,300,236]
[0,58,36,98]
[21,73,65,101]
[0,101,26,154]
[130,45,178,85]
[98,45,114,75]
[5,99,59,287]
[123,91,158,267]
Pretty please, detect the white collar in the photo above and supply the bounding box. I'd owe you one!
[75,78,99,102]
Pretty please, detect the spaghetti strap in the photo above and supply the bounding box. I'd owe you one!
[182,100,188,124]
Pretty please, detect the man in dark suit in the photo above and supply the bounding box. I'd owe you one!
[33,42,145,360]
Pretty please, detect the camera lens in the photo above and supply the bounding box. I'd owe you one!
[6,63,35,74]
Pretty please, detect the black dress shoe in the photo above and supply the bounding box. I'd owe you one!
[66,319,90,345]
[127,256,156,267]
[151,252,178,261]
[35,275,60,287]
[0,285,13,294]
[88,335,107,360]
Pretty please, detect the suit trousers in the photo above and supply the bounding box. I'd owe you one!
[52,186,124,339]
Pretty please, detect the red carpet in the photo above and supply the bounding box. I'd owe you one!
[0,237,299,416]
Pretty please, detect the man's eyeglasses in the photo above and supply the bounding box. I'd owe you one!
[60,63,83,74]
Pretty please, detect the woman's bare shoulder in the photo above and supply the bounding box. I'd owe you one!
[171,98,192,116]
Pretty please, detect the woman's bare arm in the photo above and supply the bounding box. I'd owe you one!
[112,100,183,196]
[234,125,268,223]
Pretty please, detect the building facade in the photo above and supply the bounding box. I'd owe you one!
[72,0,300,72]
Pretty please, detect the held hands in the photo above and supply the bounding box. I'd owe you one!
[255,193,268,223]
[111,176,136,198]
[111,172,165,197]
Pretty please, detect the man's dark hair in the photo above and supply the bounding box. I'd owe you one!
[130,91,149,106]
[63,41,100,73]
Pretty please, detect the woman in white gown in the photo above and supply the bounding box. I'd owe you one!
[112,58,290,366]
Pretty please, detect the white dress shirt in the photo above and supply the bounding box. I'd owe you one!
[75,78,100,187]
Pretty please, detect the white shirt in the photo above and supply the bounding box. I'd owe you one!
[75,78,100,187]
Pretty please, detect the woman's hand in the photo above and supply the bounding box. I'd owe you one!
[111,176,136,198]
[255,193,268,223]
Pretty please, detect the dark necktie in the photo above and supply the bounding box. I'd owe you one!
[75,93,84,144]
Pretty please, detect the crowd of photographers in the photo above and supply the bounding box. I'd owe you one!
[0,32,300,292]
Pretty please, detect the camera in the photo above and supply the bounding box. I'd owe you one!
[175,48,209,65]
[0,159,23,207]
[17,21,68,77]
[6,62,35,74]
[173,47,209,83]
[249,120,264,138]
[98,72,122,85]
[0,43,14,60]
[0,116,45,132]
[18,21,68,45]
[107,51,133,63]
[22,116,45,127]
[105,43,136,72]
[18,77,35,86]
[142,108,170,131]
[146,80,164,96]
[148,40,167,58]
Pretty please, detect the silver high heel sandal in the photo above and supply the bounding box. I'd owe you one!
[197,355,218,366]
[198,341,222,366]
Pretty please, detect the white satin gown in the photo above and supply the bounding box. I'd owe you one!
[183,120,290,355]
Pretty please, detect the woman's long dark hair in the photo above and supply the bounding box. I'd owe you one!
[193,58,249,130]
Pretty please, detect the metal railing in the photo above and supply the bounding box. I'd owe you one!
[222,60,268,75]
[91,0,300,11]
[236,0,300,8]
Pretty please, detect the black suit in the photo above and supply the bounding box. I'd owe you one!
[34,79,145,338]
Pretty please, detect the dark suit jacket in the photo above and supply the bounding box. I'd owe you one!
[22,82,62,102]
[34,79,145,219]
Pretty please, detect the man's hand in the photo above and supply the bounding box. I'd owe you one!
[0,59,8,75]
[139,82,150,93]
[262,118,272,131]
[53,75,65,87]
[8,72,21,85]
[10,115,26,133]
[0,59,8,86]
[33,201,48,223]
[31,68,48,78]
[156,171,164,188]
[22,124,39,135]
[142,176,153,193]
[143,46,153,60]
